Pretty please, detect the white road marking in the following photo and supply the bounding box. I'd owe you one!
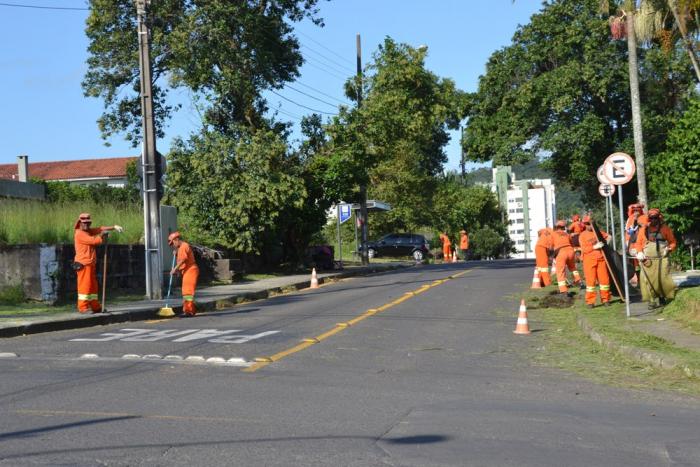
[0,352,18,358]
[70,328,280,344]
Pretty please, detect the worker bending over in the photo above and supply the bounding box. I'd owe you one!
[552,220,581,294]
[535,227,554,287]
[168,231,200,317]
[579,216,611,308]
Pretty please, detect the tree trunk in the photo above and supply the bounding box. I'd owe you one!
[626,10,648,207]
[669,0,700,83]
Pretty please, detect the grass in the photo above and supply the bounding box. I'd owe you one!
[0,200,143,244]
[0,303,75,316]
[0,285,25,306]
[524,285,700,396]
[660,286,700,334]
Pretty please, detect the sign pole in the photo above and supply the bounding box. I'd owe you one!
[618,186,630,317]
[605,195,610,234]
[609,195,617,251]
[336,205,343,269]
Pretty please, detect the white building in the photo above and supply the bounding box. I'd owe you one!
[492,166,556,259]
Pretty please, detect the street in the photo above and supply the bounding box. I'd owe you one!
[1,260,699,466]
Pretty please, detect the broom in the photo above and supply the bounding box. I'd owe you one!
[158,254,177,317]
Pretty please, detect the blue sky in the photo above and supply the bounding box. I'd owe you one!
[0,0,543,171]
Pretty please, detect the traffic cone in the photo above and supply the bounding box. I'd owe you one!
[530,268,542,289]
[452,250,458,263]
[310,268,319,289]
[513,299,531,335]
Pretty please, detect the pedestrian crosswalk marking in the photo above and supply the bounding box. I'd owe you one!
[69,328,280,343]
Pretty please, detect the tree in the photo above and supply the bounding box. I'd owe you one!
[463,0,695,203]
[166,126,306,253]
[83,0,323,144]
[321,38,466,233]
[648,96,700,235]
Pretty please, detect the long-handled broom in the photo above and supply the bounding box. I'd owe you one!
[158,254,177,317]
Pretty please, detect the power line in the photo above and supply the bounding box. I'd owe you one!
[301,43,355,74]
[285,84,340,108]
[293,81,349,105]
[274,107,303,121]
[297,30,354,66]
[0,1,88,10]
[269,90,337,115]
[302,60,348,81]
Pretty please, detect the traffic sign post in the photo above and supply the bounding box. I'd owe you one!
[598,182,616,250]
[604,152,636,318]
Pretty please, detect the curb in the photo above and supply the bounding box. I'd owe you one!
[575,312,700,378]
[0,262,415,339]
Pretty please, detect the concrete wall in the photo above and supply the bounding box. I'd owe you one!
[0,244,146,304]
[0,179,45,200]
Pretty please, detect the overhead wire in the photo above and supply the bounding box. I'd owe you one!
[0,1,88,10]
[297,30,354,67]
[292,81,349,105]
[269,90,337,116]
[301,44,355,74]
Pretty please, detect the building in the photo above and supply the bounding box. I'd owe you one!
[492,166,556,259]
[0,155,138,188]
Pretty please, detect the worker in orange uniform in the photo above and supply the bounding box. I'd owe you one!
[552,220,581,294]
[439,232,452,262]
[459,230,469,261]
[633,209,677,309]
[535,227,554,286]
[626,203,648,286]
[168,231,200,316]
[568,214,585,260]
[73,213,123,313]
[579,216,611,308]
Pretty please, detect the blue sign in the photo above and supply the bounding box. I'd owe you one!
[339,204,352,224]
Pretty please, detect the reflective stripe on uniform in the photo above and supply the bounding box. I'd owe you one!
[600,285,610,291]
[183,295,194,301]
[538,267,550,272]
[78,294,90,300]
[557,281,567,286]
[586,286,597,292]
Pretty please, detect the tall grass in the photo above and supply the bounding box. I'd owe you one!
[0,200,143,244]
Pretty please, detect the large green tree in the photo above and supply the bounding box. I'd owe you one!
[463,0,695,202]
[321,38,466,233]
[83,0,322,143]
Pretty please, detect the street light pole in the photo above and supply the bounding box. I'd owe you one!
[357,33,369,266]
[136,0,163,299]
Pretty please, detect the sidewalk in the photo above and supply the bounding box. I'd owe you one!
[0,262,415,338]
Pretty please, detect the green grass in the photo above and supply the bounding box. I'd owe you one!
[0,303,75,316]
[0,200,143,244]
[660,286,700,334]
[0,285,25,306]
[524,286,700,395]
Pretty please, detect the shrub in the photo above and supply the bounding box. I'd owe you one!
[0,285,25,305]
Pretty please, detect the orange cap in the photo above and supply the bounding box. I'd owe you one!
[74,212,92,229]
[582,215,591,223]
[647,208,661,219]
[167,231,181,244]
[555,220,566,228]
[572,214,580,221]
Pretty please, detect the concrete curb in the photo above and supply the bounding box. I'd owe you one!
[0,263,415,339]
[575,312,700,378]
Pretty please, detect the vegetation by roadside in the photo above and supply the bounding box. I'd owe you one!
[660,287,700,334]
[523,286,700,396]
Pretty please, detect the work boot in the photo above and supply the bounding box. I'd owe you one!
[659,297,667,306]
[648,300,660,310]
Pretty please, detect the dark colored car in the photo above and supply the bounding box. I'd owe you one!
[362,233,430,262]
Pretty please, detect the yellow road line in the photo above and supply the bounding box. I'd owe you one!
[243,269,470,373]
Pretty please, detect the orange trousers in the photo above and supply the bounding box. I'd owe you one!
[555,247,580,293]
[535,245,552,286]
[583,256,610,305]
[76,263,101,313]
[442,244,451,261]
[181,266,199,315]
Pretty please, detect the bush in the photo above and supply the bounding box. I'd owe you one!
[470,226,505,259]
[0,285,25,305]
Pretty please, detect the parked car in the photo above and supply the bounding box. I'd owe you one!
[361,233,430,262]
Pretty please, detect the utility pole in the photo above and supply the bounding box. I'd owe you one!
[136,0,163,299]
[357,33,369,266]
[460,125,466,183]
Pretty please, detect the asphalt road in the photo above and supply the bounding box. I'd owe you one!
[1,260,699,466]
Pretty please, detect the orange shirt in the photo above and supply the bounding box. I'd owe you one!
[74,227,105,265]
[633,224,677,253]
[568,222,585,234]
[439,233,451,247]
[579,229,607,261]
[176,241,197,272]
[536,228,553,250]
[460,233,469,249]
[552,229,572,250]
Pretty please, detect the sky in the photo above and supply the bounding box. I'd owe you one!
[0,0,543,171]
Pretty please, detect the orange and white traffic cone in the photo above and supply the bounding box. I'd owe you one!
[452,250,458,263]
[531,268,542,289]
[310,268,319,289]
[513,299,531,335]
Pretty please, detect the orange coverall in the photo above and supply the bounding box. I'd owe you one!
[459,232,469,259]
[633,224,677,255]
[552,229,581,293]
[569,221,585,256]
[439,233,452,261]
[74,227,107,313]
[177,241,199,315]
[579,230,610,305]
[535,228,553,286]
